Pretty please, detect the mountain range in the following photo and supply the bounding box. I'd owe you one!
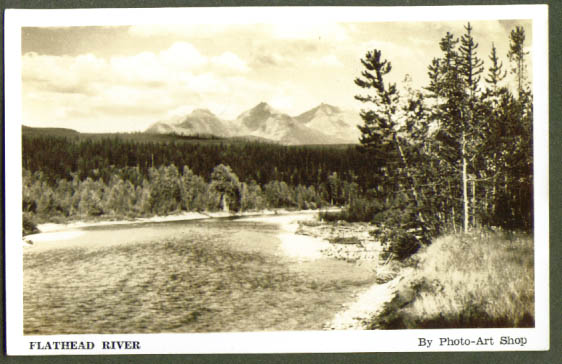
[145,102,362,145]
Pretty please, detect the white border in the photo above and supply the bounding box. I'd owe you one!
[4,5,549,355]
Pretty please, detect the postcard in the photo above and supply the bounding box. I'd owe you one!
[4,4,549,355]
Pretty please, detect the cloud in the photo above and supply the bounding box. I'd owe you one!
[165,105,196,118]
[308,55,344,68]
[211,52,250,73]
[249,39,323,69]
[181,72,229,94]
[127,24,231,38]
[22,20,529,132]
[22,52,107,95]
[271,23,350,42]
[21,33,341,128]
[251,52,293,68]
[21,41,227,131]
[22,41,226,94]
[160,42,208,69]
[21,41,262,129]
[110,51,168,84]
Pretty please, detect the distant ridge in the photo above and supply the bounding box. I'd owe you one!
[22,125,79,137]
[145,102,362,145]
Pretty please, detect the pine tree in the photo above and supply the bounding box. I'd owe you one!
[485,44,507,91]
[459,22,484,229]
[482,44,509,224]
[507,26,529,97]
[354,49,403,198]
[425,31,468,231]
[355,49,432,258]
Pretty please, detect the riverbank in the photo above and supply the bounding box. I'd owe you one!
[295,220,398,280]
[26,211,212,245]
[241,213,332,261]
[33,208,341,234]
[293,219,407,329]
[297,219,535,329]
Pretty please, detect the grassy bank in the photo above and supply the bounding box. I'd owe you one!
[369,230,534,329]
[24,229,372,334]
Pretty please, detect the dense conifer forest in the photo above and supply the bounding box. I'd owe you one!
[22,132,372,224]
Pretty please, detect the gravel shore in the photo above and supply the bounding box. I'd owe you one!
[295,219,409,330]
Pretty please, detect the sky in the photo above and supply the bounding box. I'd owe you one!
[21,19,532,133]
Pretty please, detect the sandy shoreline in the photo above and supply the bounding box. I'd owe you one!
[34,209,329,233]
[36,212,209,233]
[27,209,338,244]
[241,212,333,261]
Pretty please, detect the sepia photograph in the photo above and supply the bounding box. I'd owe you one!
[4,4,549,355]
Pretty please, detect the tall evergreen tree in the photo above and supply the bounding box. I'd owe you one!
[355,49,433,258]
[459,22,485,229]
[507,26,529,97]
[482,44,509,224]
[426,31,471,232]
[354,49,404,198]
[485,44,507,91]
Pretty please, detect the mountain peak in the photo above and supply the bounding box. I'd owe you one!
[296,103,341,124]
[316,103,341,114]
[146,106,229,137]
[236,102,296,133]
[190,108,215,117]
[252,102,275,113]
[242,102,277,119]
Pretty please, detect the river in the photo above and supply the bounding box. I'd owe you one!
[23,212,377,334]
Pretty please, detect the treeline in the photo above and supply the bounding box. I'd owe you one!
[339,23,533,259]
[22,134,374,228]
[23,161,361,225]
[22,135,374,189]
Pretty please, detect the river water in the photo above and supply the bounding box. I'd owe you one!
[23,213,377,334]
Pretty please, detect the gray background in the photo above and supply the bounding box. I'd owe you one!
[2,0,559,363]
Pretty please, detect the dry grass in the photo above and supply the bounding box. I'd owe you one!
[24,232,372,334]
[371,231,535,329]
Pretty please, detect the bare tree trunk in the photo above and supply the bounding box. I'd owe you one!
[447,179,457,233]
[462,131,469,233]
[394,134,424,223]
[471,178,477,229]
[484,185,489,223]
[221,194,229,212]
[452,205,457,233]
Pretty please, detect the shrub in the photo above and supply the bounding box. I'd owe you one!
[370,196,437,260]
[23,213,39,236]
[328,236,362,245]
[375,226,424,261]
[319,196,382,223]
